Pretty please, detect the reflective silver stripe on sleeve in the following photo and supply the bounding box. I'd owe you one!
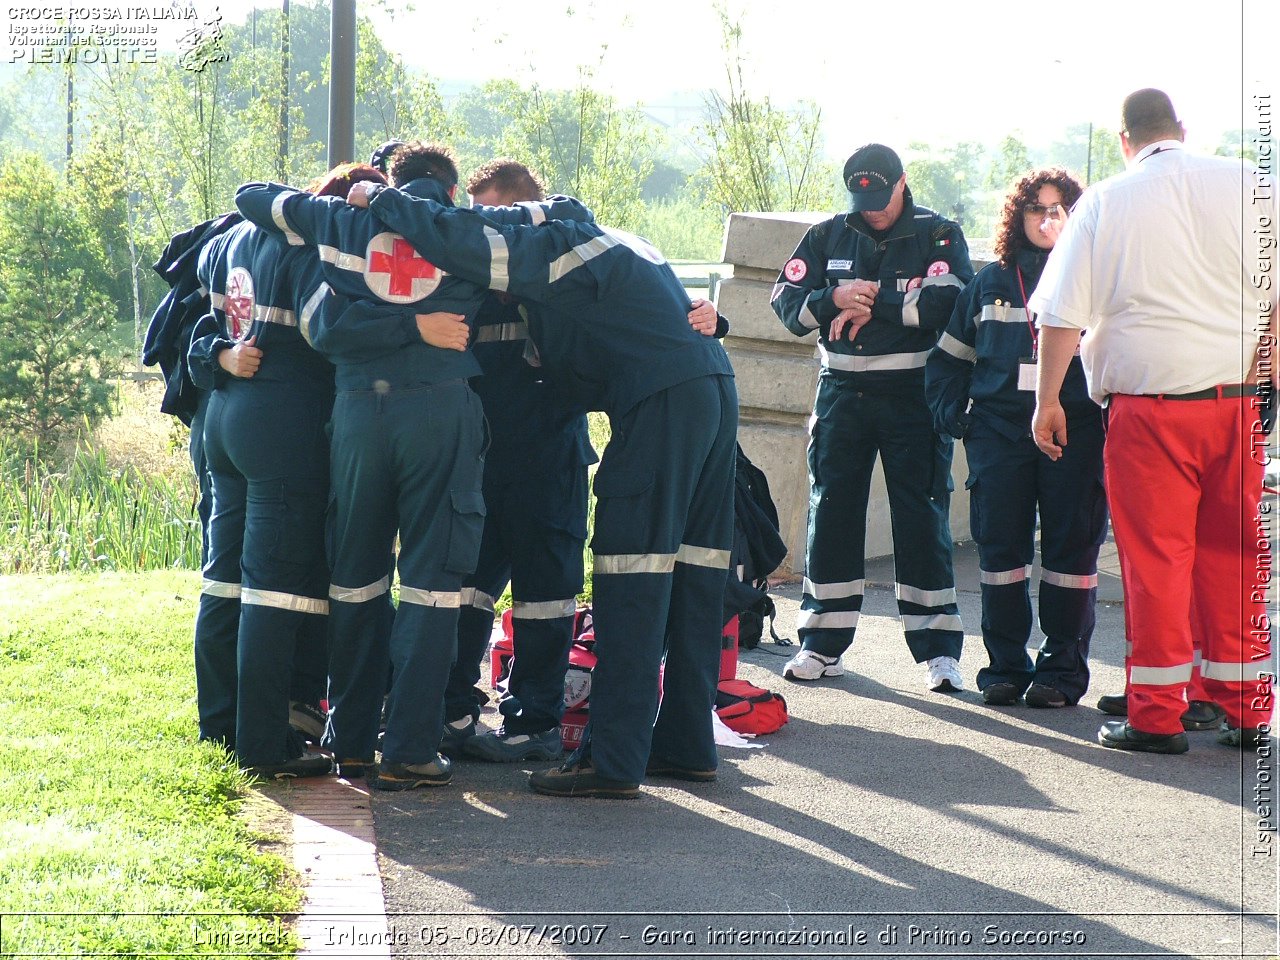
[901,613,964,633]
[593,552,677,575]
[1129,663,1194,685]
[298,282,329,347]
[937,332,977,364]
[459,587,496,614]
[980,566,1030,586]
[1200,660,1258,683]
[549,233,619,282]
[198,284,209,296]
[818,345,931,372]
[399,586,462,608]
[512,599,578,620]
[895,584,957,607]
[798,301,821,330]
[272,192,304,246]
[473,321,530,344]
[254,304,297,327]
[329,576,390,604]
[209,291,225,310]
[675,543,732,569]
[979,304,1030,325]
[483,226,510,293]
[1041,569,1098,589]
[515,200,547,225]
[317,244,367,274]
[902,288,922,327]
[802,578,865,600]
[202,579,242,599]
[922,273,965,290]
[241,588,328,616]
[797,609,860,630]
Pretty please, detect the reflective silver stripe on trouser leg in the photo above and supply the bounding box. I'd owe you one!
[674,543,732,569]
[1040,568,1099,589]
[329,576,390,604]
[241,588,329,616]
[399,587,462,607]
[896,583,958,606]
[460,587,496,614]
[1129,663,1194,685]
[593,552,677,575]
[511,599,578,619]
[980,566,1031,586]
[901,614,964,633]
[202,579,242,599]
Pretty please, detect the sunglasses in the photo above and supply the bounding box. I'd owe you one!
[1025,203,1064,218]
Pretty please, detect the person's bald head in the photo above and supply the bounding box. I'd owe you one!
[1120,88,1184,154]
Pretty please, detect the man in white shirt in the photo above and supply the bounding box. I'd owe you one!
[1029,88,1277,754]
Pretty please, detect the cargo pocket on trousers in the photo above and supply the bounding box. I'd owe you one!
[445,490,487,576]
[930,435,956,501]
[588,468,654,557]
[965,473,983,544]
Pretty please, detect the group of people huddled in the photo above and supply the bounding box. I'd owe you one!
[163,85,1273,803]
[163,138,736,798]
[774,88,1275,757]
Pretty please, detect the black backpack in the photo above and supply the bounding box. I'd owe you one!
[723,443,790,649]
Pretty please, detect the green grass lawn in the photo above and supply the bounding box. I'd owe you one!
[0,572,300,956]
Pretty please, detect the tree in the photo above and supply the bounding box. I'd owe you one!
[905,140,985,224]
[696,6,833,214]
[987,134,1032,191]
[0,153,119,451]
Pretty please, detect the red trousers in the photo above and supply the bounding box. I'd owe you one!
[1105,394,1273,735]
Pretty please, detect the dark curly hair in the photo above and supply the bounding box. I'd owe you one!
[993,168,1083,267]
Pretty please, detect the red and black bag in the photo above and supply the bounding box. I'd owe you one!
[715,679,789,735]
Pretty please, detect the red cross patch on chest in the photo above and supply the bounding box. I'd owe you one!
[224,267,255,340]
[364,232,442,303]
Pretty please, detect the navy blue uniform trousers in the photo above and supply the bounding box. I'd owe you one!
[324,380,486,766]
[582,375,738,784]
[444,464,589,734]
[800,375,962,662]
[194,379,331,766]
[965,418,1107,702]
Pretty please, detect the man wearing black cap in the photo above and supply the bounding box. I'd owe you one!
[772,142,973,691]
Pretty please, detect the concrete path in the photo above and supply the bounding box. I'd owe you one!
[345,554,1274,959]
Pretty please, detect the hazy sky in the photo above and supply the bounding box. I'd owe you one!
[9,0,1275,155]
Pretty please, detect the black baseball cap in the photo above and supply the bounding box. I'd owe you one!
[843,143,904,212]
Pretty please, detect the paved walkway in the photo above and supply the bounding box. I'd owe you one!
[325,552,1276,960]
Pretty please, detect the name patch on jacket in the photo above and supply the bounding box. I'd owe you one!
[827,259,853,271]
[364,232,442,303]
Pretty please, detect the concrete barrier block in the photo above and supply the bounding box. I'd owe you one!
[726,347,820,417]
[717,276,818,345]
[721,211,828,270]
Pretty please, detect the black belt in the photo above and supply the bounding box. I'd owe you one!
[1155,383,1259,401]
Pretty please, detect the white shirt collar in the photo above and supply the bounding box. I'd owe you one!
[1128,139,1183,168]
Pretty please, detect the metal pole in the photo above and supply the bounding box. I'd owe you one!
[328,0,356,168]
[278,0,290,180]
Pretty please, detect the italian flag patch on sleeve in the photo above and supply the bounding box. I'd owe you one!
[935,238,951,247]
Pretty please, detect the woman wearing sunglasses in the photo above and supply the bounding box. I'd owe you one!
[925,169,1105,709]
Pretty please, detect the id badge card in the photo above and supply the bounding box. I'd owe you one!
[1017,357,1037,392]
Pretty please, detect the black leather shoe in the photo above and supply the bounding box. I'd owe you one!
[1217,723,1267,749]
[1097,721,1189,754]
[646,757,717,782]
[529,760,639,798]
[1182,701,1227,731]
[372,754,452,791]
[249,750,333,779]
[981,682,1022,706]
[1025,683,1069,708]
[1096,693,1127,716]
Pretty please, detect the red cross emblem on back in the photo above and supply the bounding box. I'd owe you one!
[224,267,255,340]
[364,232,442,303]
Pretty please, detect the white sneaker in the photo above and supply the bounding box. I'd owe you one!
[783,649,845,681]
[926,656,964,692]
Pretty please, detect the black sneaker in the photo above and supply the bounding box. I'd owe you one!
[528,760,639,799]
[645,757,717,782]
[981,682,1022,706]
[372,754,453,791]
[1096,693,1127,716]
[438,717,477,758]
[1182,701,1227,731]
[288,701,327,742]
[464,726,563,763]
[1097,721,1189,755]
[249,751,333,780]
[1025,683,1069,708]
